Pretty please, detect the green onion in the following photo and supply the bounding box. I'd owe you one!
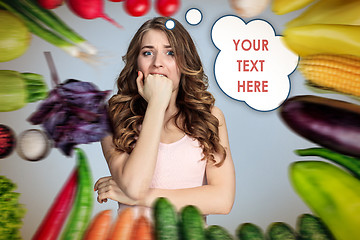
[20,0,97,55]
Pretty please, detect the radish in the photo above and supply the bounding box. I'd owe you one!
[37,0,64,9]
[66,0,122,28]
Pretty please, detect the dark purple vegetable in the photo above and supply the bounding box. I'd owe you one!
[27,79,111,156]
[280,95,360,158]
[0,124,16,159]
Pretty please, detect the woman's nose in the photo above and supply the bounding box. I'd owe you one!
[153,53,164,67]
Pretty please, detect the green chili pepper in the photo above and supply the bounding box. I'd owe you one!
[61,148,93,240]
[295,148,360,179]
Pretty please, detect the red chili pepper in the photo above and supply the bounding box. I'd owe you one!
[32,168,78,240]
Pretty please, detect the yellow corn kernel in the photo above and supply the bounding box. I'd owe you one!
[299,54,360,97]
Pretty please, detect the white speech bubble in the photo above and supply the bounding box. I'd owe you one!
[211,15,298,111]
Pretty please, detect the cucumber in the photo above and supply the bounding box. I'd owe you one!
[280,95,360,158]
[266,222,297,240]
[296,214,334,240]
[153,197,179,240]
[236,223,265,240]
[180,205,206,240]
[205,225,234,240]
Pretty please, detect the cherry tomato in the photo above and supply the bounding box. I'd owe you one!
[155,0,180,17]
[124,0,151,17]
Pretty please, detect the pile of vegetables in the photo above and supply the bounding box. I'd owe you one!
[280,95,360,240]
[32,148,93,240]
[79,197,335,240]
[272,0,360,98]
[0,173,26,239]
[0,0,98,62]
[0,70,48,112]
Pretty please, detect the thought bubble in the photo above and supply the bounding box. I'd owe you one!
[185,8,202,25]
[211,15,298,111]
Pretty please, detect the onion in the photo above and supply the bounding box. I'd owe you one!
[17,129,51,161]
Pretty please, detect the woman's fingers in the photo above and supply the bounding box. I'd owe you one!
[136,71,145,98]
[94,176,112,190]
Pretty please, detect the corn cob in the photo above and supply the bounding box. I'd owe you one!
[298,54,360,97]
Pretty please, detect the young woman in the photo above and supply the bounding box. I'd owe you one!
[94,17,235,216]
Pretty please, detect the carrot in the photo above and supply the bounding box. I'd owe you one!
[130,215,154,240]
[107,208,135,240]
[83,210,112,240]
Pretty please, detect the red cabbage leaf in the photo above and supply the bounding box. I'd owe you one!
[28,79,112,156]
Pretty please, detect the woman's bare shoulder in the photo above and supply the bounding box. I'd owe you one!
[211,106,225,124]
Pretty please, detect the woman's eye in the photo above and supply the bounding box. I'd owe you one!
[167,50,175,56]
[143,51,152,56]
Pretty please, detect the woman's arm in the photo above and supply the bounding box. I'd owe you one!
[103,72,173,200]
[96,107,236,215]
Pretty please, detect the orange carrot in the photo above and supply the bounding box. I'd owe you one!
[130,215,154,240]
[83,210,112,240]
[107,208,135,240]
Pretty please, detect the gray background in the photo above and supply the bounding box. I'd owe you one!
[0,0,354,238]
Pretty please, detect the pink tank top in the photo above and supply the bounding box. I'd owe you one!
[118,134,206,217]
[150,134,206,189]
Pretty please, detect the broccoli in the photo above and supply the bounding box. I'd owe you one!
[0,175,26,240]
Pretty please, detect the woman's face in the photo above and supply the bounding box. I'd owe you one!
[137,29,181,92]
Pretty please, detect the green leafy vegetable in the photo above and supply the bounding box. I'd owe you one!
[0,175,26,240]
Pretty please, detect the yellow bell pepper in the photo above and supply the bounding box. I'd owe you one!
[287,0,360,28]
[290,161,360,240]
[282,24,360,57]
[272,0,316,15]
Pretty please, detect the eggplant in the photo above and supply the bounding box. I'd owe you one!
[280,95,360,158]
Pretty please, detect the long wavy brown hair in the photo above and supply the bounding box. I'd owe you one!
[108,17,226,165]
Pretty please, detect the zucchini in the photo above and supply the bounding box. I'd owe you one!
[0,70,47,112]
[296,213,334,240]
[180,205,206,240]
[290,161,360,240]
[280,95,360,158]
[205,225,234,240]
[153,197,179,240]
[266,222,297,240]
[236,223,265,240]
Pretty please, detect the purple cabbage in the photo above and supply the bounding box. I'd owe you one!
[28,79,112,156]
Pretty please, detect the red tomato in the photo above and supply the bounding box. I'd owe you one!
[108,0,124,2]
[124,0,151,17]
[155,0,180,17]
